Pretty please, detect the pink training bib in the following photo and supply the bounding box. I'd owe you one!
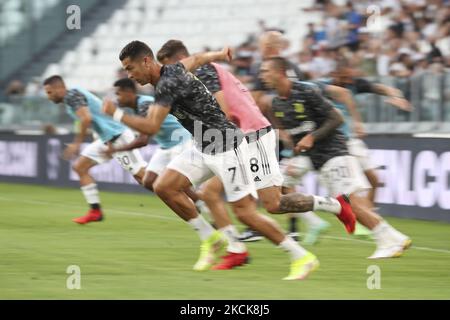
[211,63,270,133]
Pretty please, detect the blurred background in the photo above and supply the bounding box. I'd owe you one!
[0,0,450,221]
[0,0,449,134]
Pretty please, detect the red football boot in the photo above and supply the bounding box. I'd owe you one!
[72,209,103,224]
[212,251,250,270]
[336,195,356,234]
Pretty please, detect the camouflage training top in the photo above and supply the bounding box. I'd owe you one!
[271,80,348,169]
[154,62,243,154]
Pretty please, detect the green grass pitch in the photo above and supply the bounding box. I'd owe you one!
[0,182,449,299]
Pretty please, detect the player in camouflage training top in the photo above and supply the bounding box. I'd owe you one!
[260,57,412,259]
[156,39,357,270]
[102,40,331,280]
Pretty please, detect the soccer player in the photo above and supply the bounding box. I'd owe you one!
[43,75,147,224]
[326,63,413,206]
[102,40,354,279]
[103,78,198,203]
[244,30,329,242]
[260,57,412,259]
[156,39,355,268]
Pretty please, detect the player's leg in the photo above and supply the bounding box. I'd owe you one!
[143,170,158,191]
[278,153,329,243]
[156,147,227,271]
[111,129,147,185]
[347,138,379,207]
[213,140,319,280]
[364,168,379,206]
[282,186,330,245]
[144,146,201,205]
[249,131,355,233]
[71,140,110,224]
[347,138,377,236]
[320,155,411,259]
[153,168,203,221]
[201,176,249,270]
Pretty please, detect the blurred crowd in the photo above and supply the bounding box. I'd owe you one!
[231,0,450,85]
[3,0,450,101]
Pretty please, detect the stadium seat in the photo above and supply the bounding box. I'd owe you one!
[28,0,326,91]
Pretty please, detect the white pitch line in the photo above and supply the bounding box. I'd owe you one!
[0,195,180,222]
[1,195,450,255]
[311,234,450,254]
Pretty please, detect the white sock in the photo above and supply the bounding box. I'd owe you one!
[382,221,408,242]
[372,221,388,235]
[371,221,393,247]
[312,196,341,214]
[220,225,247,254]
[279,237,308,261]
[188,215,215,241]
[81,183,100,205]
[300,211,326,228]
[195,200,212,221]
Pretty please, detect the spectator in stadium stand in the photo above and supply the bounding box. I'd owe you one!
[4,80,25,101]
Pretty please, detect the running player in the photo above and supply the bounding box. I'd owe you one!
[43,75,147,224]
[260,57,412,259]
[102,40,354,279]
[243,30,329,242]
[103,78,199,203]
[156,39,358,268]
[326,63,413,206]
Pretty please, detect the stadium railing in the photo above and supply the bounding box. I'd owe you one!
[0,71,449,134]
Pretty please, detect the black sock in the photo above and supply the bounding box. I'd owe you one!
[90,203,101,210]
[289,217,297,233]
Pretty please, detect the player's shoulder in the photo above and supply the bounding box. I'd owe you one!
[161,62,186,77]
[66,87,84,97]
[292,80,321,94]
[64,87,89,105]
[195,63,217,76]
[137,94,154,104]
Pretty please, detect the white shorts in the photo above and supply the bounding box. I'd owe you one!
[280,155,314,188]
[167,140,258,202]
[247,129,284,190]
[347,138,375,171]
[81,129,146,175]
[146,140,193,176]
[319,155,371,197]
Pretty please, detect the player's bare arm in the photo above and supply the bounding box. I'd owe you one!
[213,91,231,119]
[181,46,232,72]
[102,99,169,136]
[63,106,91,160]
[372,83,413,111]
[295,103,343,153]
[326,84,365,137]
[104,133,149,157]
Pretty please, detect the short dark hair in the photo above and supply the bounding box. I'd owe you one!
[119,40,154,61]
[157,39,189,63]
[113,78,137,92]
[43,75,64,86]
[266,56,289,73]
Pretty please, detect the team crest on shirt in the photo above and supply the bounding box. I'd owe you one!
[173,109,187,119]
[287,121,316,135]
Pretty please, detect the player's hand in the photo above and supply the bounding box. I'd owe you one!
[102,98,117,116]
[63,143,80,161]
[221,46,233,62]
[294,134,315,153]
[386,97,413,112]
[353,121,366,138]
